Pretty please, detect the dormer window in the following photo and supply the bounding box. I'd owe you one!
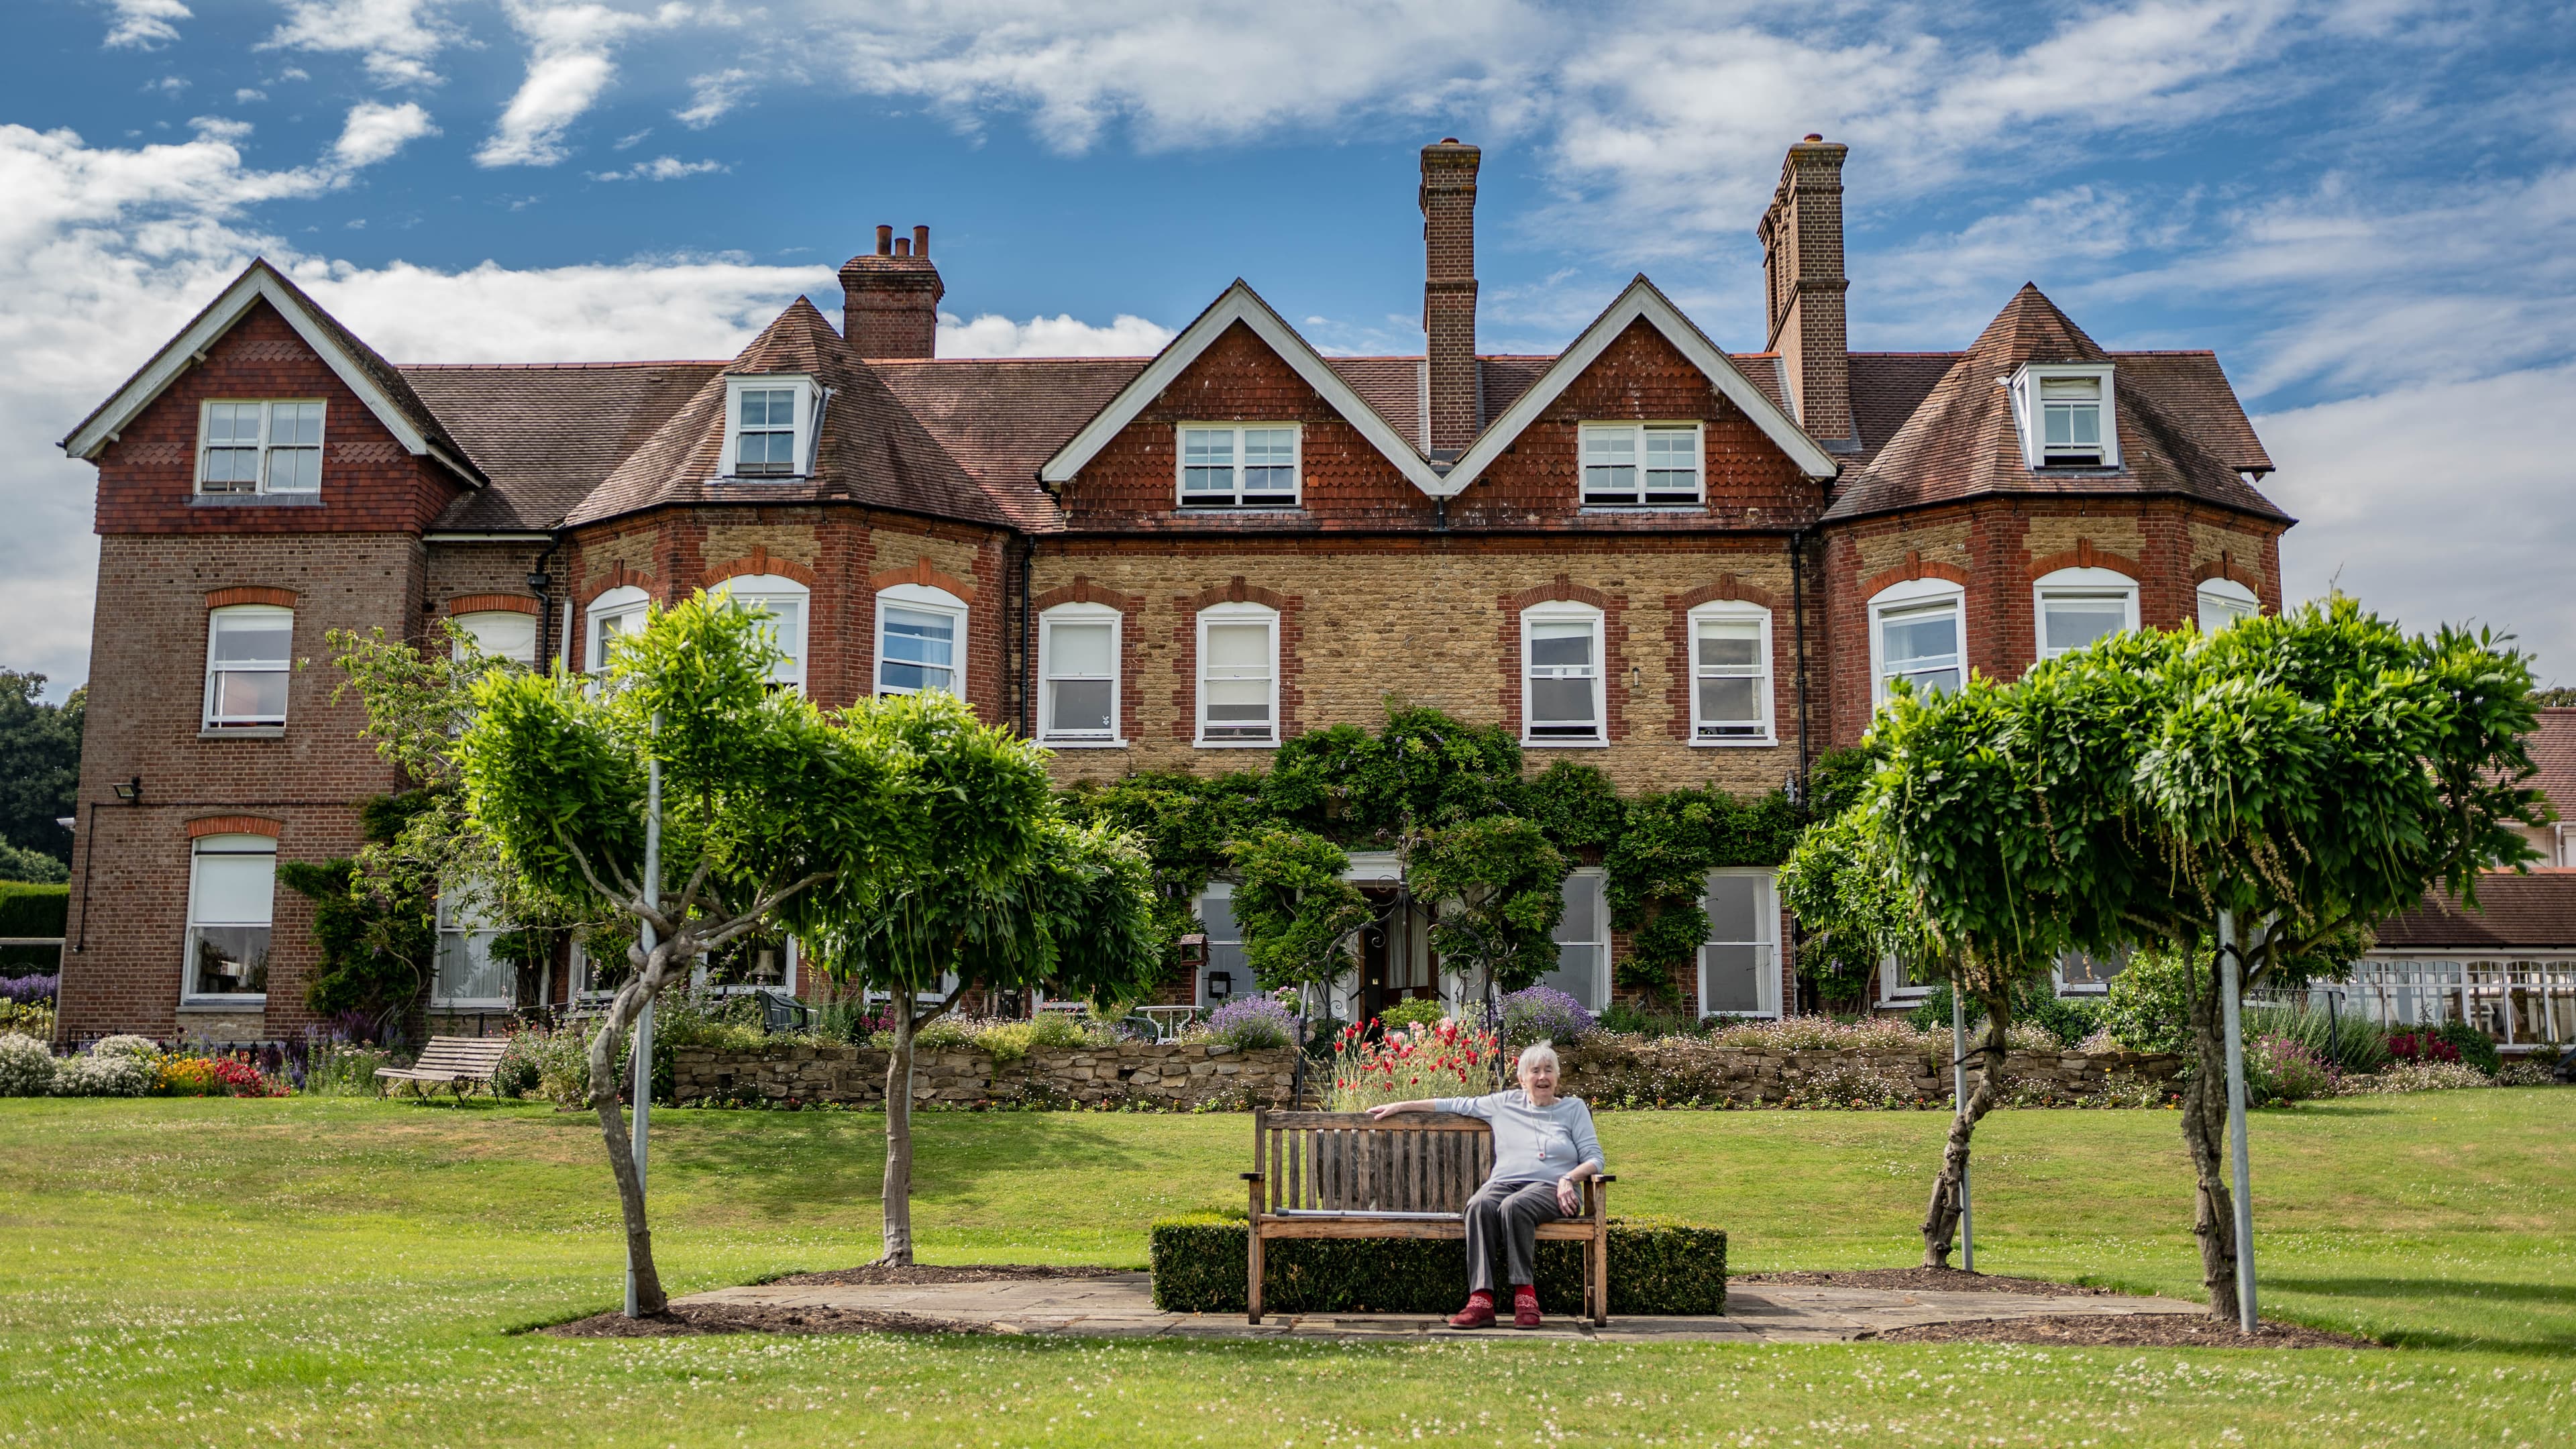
[722,375,821,479]
[1177,425,1299,506]
[1581,423,1702,505]
[2008,366,2118,469]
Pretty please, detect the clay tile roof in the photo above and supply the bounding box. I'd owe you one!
[564,298,1017,531]
[1323,358,1425,450]
[2373,869,2576,949]
[410,362,722,530]
[869,358,1148,530]
[252,264,483,486]
[2524,708,2576,823]
[1821,284,2290,525]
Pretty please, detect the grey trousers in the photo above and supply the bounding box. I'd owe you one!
[1464,1178,1565,1294]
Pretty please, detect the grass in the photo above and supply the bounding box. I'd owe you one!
[0,1091,2570,1446]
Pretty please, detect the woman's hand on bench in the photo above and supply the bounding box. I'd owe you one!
[1366,1099,1436,1120]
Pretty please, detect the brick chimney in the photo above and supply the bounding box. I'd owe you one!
[1419,138,1481,456]
[1757,136,1852,447]
[839,223,945,359]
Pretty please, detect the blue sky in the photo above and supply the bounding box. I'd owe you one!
[5,0,2574,701]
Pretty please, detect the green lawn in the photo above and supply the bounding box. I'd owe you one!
[1,1091,2569,1446]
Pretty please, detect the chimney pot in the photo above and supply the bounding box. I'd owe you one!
[894,236,910,257]
[875,224,893,255]
[913,225,930,257]
[1804,133,1823,142]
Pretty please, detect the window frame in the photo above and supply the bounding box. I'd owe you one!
[719,374,822,480]
[1542,867,1609,1010]
[1868,577,1968,709]
[1520,600,1608,748]
[1686,600,1775,746]
[709,574,810,694]
[873,582,968,700]
[1173,423,1303,508]
[1193,602,1280,748]
[2197,578,2259,634]
[2007,364,2121,470]
[1578,421,1705,507]
[1037,602,1124,747]
[1698,866,1782,1020]
[2031,566,2140,661]
[182,833,276,1006]
[195,398,326,497]
[201,604,294,732]
[584,586,650,675]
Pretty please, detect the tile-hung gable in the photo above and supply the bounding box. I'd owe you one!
[55,135,2304,1044]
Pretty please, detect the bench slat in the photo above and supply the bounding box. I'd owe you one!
[1263,1110,1485,1130]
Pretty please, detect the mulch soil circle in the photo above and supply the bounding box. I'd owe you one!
[1875,1313,2379,1349]
[1733,1268,2119,1296]
[542,1302,984,1338]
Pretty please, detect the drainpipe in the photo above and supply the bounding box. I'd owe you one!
[1019,538,1036,737]
[527,532,563,671]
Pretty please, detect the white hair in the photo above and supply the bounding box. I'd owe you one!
[1515,1040,1560,1077]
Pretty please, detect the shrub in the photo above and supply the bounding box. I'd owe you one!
[1497,985,1594,1049]
[2243,1004,2389,1076]
[1149,1214,1726,1316]
[2099,943,2195,1054]
[89,1034,162,1061]
[1378,997,1447,1031]
[2341,1061,2494,1093]
[2436,1020,2503,1076]
[1025,1012,1095,1050]
[1199,996,1299,1051]
[2495,1058,2560,1087]
[0,1001,54,1042]
[1597,1000,1697,1039]
[492,1032,547,1099]
[301,1038,397,1096]
[0,1033,55,1096]
[649,992,773,1053]
[2386,1029,2462,1067]
[1703,1016,1939,1052]
[55,1049,156,1097]
[1907,981,2106,1049]
[2247,1035,2337,1104]
[529,1028,619,1110]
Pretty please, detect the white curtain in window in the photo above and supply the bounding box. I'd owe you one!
[1872,582,1964,703]
[1690,606,1769,740]
[1699,870,1778,1018]
[877,583,965,697]
[1040,608,1119,740]
[2198,578,2259,633]
[1197,607,1277,743]
[1523,606,1603,741]
[188,836,274,998]
[453,610,539,665]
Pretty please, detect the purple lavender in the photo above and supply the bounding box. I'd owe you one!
[1201,995,1300,1051]
[1497,985,1595,1048]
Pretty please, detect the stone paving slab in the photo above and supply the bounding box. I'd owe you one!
[678,1273,2207,1343]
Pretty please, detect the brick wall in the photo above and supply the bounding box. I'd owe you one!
[58,534,421,1043]
[91,301,467,536]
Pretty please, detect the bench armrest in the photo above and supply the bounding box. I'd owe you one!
[1594,1174,1616,1184]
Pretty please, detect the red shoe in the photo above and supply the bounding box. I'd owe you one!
[1512,1287,1542,1328]
[1447,1292,1496,1329]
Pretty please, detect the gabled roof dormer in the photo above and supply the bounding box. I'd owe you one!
[1435,276,1839,496]
[60,258,485,487]
[1039,281,1443,493]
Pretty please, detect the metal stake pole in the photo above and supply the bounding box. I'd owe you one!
[624,724,661,1320]
[1951,980,1974,1273]
[2218,910,2257,1334]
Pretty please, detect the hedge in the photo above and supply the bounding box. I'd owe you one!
[0,883,67,974]
[1149,1214,1727,1316]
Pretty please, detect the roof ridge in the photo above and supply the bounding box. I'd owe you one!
[402,360,723,372]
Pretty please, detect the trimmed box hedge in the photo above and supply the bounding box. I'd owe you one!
[1149,1214,1726,1317]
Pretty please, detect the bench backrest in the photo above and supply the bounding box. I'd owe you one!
[411,1036,511,1076]
[1252,1109,1493,1215]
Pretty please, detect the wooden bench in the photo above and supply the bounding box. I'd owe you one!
[374,1036,511,1098]
[1242,1108,1615,1326]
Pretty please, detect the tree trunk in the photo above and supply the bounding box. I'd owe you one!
[2178,941,2241,1321]
[1920,981,2010,1268]
[588,963,666,1316]
[880,1003,917,1266]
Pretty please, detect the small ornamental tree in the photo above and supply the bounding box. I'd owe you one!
[1228,828,1373,1016]
[451,597,912,1312]
[1405,816,1565,1005]
[795,690,1161,1266]
[1777,809,1933,1016]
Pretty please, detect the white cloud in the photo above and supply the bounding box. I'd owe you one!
[2261,362,2576,682]
[477,2,690,168]
[590,154,724,181]
[678,67,753,128]
[189,115,256,144]
[333,101,439,169]
[0,121,826,693]
[234,88,269,103]
[265,0,455,89]
[936,311,1175,358]
[102,0,191,50]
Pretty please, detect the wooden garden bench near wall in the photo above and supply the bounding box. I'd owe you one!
[1242,1108,1615,1326]
[374,1036,511,1098]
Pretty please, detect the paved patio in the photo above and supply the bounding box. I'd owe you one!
[678,1273,2208,1342]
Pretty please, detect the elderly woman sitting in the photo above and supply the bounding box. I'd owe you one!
[1368,1040,1603,1328]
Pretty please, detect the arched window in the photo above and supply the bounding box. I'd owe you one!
[709,574,810,692]
[1686,600,1773,744]
[452,610,538,666]
[585,586,649,674]
[2198,577,2259,633]
[1521,600,1605,745]
[1038,602,1123,745]
[203,604,293,730]
[2031,566,2138,660]
[875,582,966,698]
[1195,602,1279,746]
[1868,577,1966,706]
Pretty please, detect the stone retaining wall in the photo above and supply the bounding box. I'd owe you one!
[1558,1036,2185,1108]
[671,1040,1299,1110]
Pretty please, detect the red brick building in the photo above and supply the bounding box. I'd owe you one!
[52,137,2290,1043]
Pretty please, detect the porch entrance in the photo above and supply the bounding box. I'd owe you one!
[1355,886,1435,1025]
